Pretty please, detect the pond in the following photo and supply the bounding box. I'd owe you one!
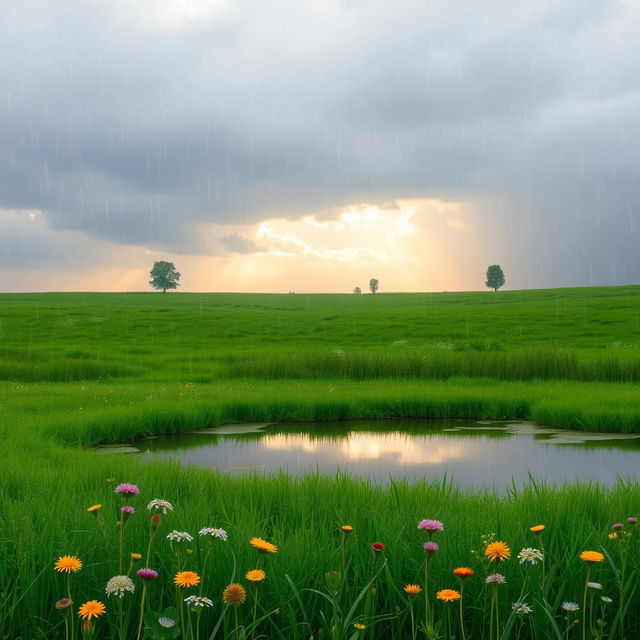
[96,419,640,489]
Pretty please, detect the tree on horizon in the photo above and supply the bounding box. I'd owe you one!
[369,278,379,294]
[149,261,181,292]
[485,265,505,291]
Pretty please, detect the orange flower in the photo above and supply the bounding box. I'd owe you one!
[530,525,545,533]
[404,584,422,596]
[341,525,353,533]
[436,589,461,603]
[87,504,102,514]
[78,600,105,620]
[485,541,511,562]
[580,551,604,563]
[174,571,200,588]
[453,567,474,578]
[246,569,266,582]
[250,537,278,554]
[130,553,142,560]
[223,583,247,606]
[54,556,83,573]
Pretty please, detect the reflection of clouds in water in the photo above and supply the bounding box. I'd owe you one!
[262,433,467,465]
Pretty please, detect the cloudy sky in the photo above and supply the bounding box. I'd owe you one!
[1,0,639,292]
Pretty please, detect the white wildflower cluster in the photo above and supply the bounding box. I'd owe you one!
[199,527,228,541]
[158,617,176,629]
[517,547,544,565]
[562,602,580,613]
[147,499,174,514]
[105,575,135,598]
[184,595,214,608]
[167,530,193,543]
[485,574,506,584]
[512,602,533,615]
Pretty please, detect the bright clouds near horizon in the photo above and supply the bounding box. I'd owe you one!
[0,199,485,292]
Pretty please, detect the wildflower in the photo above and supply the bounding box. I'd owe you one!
[78,600,106,620]
[106,478,115,484]
[611,523,624,531]
[151,514,162,530]
[158,617,177,628]
[121,505,135,520]
[174,571,200,588]
[223,583,247,606]
[250,537,278,554]
[147,499,174,514]
[562,602,580,612]
[530,525,545,533]
[184,595,214,608]
[423,541,439,553]
[105,575,135,598]
[137,568,158,581]
[418,519,444,532]
[485,541,511,562]
[436,589,461,602]
[167,530,193,543]
[114,483,139,496]
[580,551,604,563]
[54,556,83,573]
[130,553,142,561]
[246,569,266,582]
[404,584,422,596]
[55,598,73,611]
[354,623,366,630]
[627,517,637,525]
[199,527,228,541]
[453,567,474,578]
[601,596,612,604]
[485,574,506,584]
[518,547,544,565]
[87,504,102,515]
[341,525,353,533]
[587,582,602,590]
[512,602,533,615]
[371,542,385,553]
[608,533,618,540]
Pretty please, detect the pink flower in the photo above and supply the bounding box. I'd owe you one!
[424,541,439,553]
[627,517,637,525]
[612,523,624,530]
[137,568,158,580]
[418,519,444,532]
[115,483,140,496]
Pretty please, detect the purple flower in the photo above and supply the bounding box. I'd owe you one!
[627,517,637,525]
[418,519,444,532]
[423,541,439,553]
[115,483,140,496]
[121,505,135,515]
[612,523,624,530]
[137,568,158,581]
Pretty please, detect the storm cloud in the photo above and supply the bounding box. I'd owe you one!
[1,0,639,288]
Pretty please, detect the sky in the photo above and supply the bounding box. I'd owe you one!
[1,0,639,293]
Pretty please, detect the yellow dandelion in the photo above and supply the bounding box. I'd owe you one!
[404,584,422,596]
[485,541,511,562]
[78,600,106,620]
[223,583,247,606]
[246,569,266,582]
[250,537,278,554]
[54,556,83,573]
[530,525,545,533]
[87,504,102,514]
[608,533,618,540]
[341,525,353,533]
[580,551,605,563]
[130,553,142,560]
[354,623,366,630]
[174,571,200,588]
[436,589,462,603]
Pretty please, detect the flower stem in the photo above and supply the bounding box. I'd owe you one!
[459,584,466,640]
[582,567,591,640]
[134,582,147,640]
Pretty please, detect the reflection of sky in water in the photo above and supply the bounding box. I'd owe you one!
[133,422,640,489]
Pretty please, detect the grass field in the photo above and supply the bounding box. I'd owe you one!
[0,286,639,638]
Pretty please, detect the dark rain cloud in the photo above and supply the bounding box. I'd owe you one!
[1,0,639,285]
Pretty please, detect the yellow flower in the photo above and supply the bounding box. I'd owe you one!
[87,504,102,514]
[436,589,462,603]
[608,533,618,540]
[580,551,605,563]
[530,525,545,533]
[223,583,247,606]
[250,537,278,554]
[54,556,83,573]
[246,569,266,582]
[130,553,142,560]
[453,567,474,578]
[354,623,366,630]
[485,541,511,562]
[341,525,353,533]
[174,571,200,588]
[404,584,422,596]
[78,600,106,620]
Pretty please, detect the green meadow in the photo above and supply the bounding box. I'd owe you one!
[0,286,639,638]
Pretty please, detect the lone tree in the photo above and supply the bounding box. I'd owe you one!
[485,265,505,291]
[369,278,379,294]
[353,286,362,295]
[149,261,181,292]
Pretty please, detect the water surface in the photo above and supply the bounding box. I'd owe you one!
[97,420,640,489]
